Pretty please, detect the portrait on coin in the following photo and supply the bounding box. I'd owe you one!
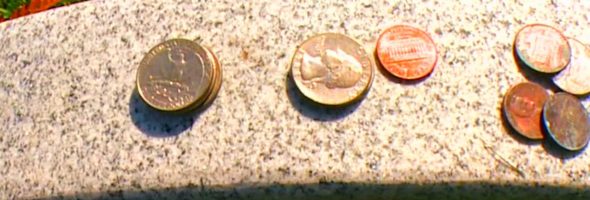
[299,47,362,89]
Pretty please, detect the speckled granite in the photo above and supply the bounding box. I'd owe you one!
[1,0,590,199]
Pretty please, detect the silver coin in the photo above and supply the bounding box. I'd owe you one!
[137,39,214,111]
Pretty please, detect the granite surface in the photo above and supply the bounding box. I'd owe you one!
[1,0,590,199]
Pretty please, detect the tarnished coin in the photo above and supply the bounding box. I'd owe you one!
[553,38,590,95]
[514,24,570,73]
[543,93,590,151]
[376,25,437,80]
[137,39,214,111]
[503,82,549,139]
[291,33,374,105]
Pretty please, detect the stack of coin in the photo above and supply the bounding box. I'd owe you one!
[290,33,374,106]
[375,25,438,80]
[503,24,590,151]
[137,39,222,112]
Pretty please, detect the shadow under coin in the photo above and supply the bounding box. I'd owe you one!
[128,88,202,138]
[512,46,560,92]
[374,51,431,85]
[285,72,365,121]
[498,105,541,145]
[542,137,587,160]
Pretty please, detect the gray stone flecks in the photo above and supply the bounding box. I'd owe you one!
[1,0,590,199]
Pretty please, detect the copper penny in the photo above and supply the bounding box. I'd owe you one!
[137,39,214,111]
[553,38,590,95]
[543,93,590,151]
[514,24,570,73]
[503,82,549,139]
[376,25,437,80]
[291,33,374,105]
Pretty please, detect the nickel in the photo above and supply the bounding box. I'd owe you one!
[291,33,374,105]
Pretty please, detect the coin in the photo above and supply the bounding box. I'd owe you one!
[202,47,222,107]
[137,39,214,111]
[375,25,437,80]
[553,38,590,95]
[291,33,374,106]
[191,46,222,110]
[514,24,570,73]
[503,82,549,139]
[543,92,590,151]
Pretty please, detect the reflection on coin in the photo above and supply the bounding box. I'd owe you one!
[137,39,214,111]
[514,24,570,73]
[291,33,374,105]
[583,97,590,113]
[376,25,437,80]
[553,38,590,95]
[188,46,222,111]
[543,93,590,151]
[503,82,549,139]
[202,47,222,107]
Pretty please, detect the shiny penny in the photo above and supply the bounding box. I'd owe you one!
[543,93,590,151]
[503,82,549,139]
[514,24,570,73]
[137,39,214,111]
[553,38,590,95]
[291,33,373,105]
[376,25,437,80]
